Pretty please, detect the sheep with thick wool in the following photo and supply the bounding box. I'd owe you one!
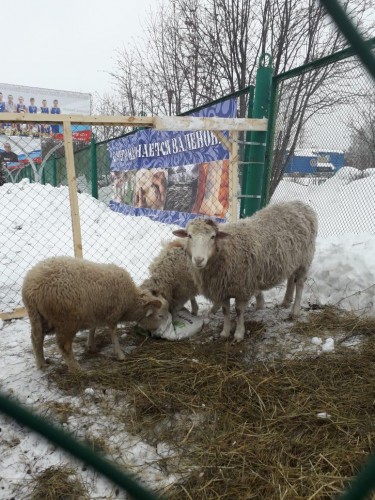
[22,256,169,371]
[140,240,200,316]
[173,201,318,343]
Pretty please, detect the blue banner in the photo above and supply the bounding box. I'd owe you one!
[109,98,237,171]
[108,97,237,226]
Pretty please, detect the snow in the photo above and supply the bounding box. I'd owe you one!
[321,338,335,352]
[317,412,332,419]
[311,337,322,345]
[1,167,375,498]
[272,167,375,236]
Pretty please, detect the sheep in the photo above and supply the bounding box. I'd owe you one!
[22,256,169,371]
[140,239,200,316]
[173,201,318,343]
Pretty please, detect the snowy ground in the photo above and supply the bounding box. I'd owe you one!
[0,167,375,498]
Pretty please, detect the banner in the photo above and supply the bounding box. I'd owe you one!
[109,98,237,226]
[0,83,91,142]
[0,135,41,171]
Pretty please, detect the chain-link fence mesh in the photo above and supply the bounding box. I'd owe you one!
[0,112,244,314]
[268,49,375,237]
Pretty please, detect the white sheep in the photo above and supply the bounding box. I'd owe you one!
[173,201,318,343]
[22,256,169,371]
[140,239,200,316]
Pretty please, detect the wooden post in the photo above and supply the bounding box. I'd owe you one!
[63,120,83,258]
[229,131,239,223]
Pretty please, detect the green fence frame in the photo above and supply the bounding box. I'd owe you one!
[0,392,163,499]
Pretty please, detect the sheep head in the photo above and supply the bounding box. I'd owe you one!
[136,290,169,331]
[173,218,229,269]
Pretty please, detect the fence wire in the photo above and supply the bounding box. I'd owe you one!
[268,51,375,237]
[0,121,234,314]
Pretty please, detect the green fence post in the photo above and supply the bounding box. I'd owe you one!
[51,154,57,187]
[261,78,278,206]
[90,136,98,199]
[238,86,254,208]
[240,53,273,218]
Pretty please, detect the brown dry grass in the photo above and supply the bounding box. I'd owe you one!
[28,465,90,500]
[47,307,375,499]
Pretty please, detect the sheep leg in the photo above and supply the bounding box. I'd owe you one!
[255,291,265,310]
[56,331,81,372]
[190,297,199,316]
[210,302,220,316]
[86,328,97,352]
[281,273,296,308]
[289,268,307,319]
[220,299,231,339]
[233,300,248,344]
[109,326,125,361]
[29,311,48,369]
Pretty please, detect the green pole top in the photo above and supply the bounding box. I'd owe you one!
[259,53,273,68]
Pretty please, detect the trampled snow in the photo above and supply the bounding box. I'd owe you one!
[0,167,374,498]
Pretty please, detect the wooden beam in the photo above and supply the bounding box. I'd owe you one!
[229,131,239,223]
[213,131,232,152]
[153,116,268,131]
[63,121,83,258]
[0,113,154,127]
[0,307,27,320]
[0,112,268,131]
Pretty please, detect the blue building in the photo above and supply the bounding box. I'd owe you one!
[284,149,345,174]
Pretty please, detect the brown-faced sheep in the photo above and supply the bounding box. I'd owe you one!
[173,201,318,343]
[22,256,169,371]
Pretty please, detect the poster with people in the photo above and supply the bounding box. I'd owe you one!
[0,83,91,142]
[0,135,41,173]
[109,98,236,226]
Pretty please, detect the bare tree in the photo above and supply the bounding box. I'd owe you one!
[346,94,375,170]
[97,0,374,194]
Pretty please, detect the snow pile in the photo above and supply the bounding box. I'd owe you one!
[272,167,375,236]
[0,179,174,311]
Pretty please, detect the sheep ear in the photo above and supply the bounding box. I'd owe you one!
[172,229,188,238]
[144,299,162,317]
[217,231,230,239]
[145,299,162,308]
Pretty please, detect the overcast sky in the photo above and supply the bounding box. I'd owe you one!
[2,0,154,97]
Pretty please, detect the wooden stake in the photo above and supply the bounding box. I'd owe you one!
[229,131,239,223]
[63,121,83,258]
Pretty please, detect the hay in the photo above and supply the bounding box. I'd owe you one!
[47,308,375,499]
[292,305,375,345]
[28,465,89,500]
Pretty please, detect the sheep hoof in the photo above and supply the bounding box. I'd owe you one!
[220,330,230,340]
[116,351,126,361]
[232,334,244,344]
[287,312,299,321]
[279,301,292,309]
[36,362,49,370]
